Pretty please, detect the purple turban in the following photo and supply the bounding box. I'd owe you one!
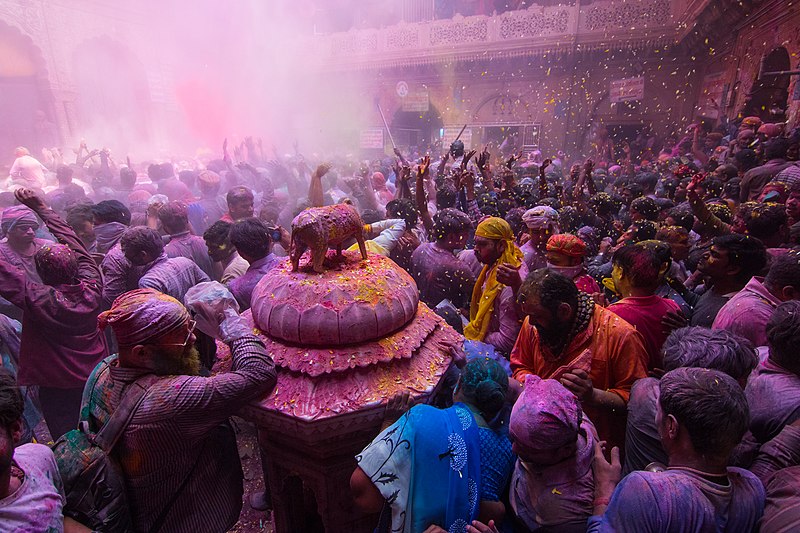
[1,205,39,237]
[98,288,189,346]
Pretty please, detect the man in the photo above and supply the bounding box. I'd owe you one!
[65,204,97,254]
[746,301,800,445]
[690,234,767,327]
[84,288,277,532]
[590,368,765,531]
[714,250,800,346]
[510,269,648,449]
[520,206,559,272]
[410,208,475,311]
[228,218,279,310]
[220,186,255,223]
[0,189,106,439]
[188,170,227,235]
[92,200,131,255]
[740,138,791,201]
[545,233,599,294]
[0,205,48,281]
[508,375,597,533]
[204,220,249,283]
[6,147,47,190]
[158,201,215,279]
[624,327,757,474]
[607,242,681,370]
[120,227,209,302]
[464,217,527,354]
[0,369,88,532]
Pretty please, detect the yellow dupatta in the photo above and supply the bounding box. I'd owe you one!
[464,217,524,341]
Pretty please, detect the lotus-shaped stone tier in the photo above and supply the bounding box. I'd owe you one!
[214,250,461,423]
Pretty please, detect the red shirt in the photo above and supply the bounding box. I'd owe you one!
[608,295,680,370]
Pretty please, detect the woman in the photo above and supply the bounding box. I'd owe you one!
[351,359,515,533]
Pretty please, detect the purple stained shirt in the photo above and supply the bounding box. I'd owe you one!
[745,359,800,444]
[228,253,280,310]
[510,418,596,532]
[520,241,547,273]
[482,261,528,355]
[0,208,107,388]
[81,337,277,532]
[164,231,215,279]
[712,277,781,347]
[588,467,765,532]
[138,254,210,303]
[0,444,65,531]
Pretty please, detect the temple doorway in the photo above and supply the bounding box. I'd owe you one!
[0,22,57,159]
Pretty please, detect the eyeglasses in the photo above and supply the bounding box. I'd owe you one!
[155,320,197,348]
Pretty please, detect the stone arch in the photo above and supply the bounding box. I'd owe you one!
[472,92,533,124]
[0,20,58,156]
[72,36,152,151]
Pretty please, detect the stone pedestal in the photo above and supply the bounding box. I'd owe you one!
[214,251,460,532]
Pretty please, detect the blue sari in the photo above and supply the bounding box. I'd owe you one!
[357,403,482,533]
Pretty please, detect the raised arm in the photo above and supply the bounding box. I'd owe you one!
[15,189,101,286]
[416,156,435,234]
[538,159,551,200]
[308,163,330,208]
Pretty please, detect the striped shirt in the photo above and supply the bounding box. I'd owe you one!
[80,336,276,532]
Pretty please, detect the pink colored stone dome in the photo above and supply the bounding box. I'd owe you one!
[213,250,461,422]
[251,251,419,346]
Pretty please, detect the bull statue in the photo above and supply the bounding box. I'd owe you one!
[290,204,368,273]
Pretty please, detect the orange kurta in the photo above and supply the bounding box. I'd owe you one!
[510,306,647,450]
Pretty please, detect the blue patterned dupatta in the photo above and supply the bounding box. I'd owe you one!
[357,403,482,533]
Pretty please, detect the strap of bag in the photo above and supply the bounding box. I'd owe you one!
[148,438,207,533]
[92,374,161,452]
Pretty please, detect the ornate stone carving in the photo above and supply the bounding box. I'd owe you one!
[386,25,420,50]
[332,31,379,56]
[430,18,488,46]
[584,0,672,32]
[499,9,570,39]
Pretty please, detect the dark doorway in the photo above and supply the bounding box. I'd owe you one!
[391,105,443,150]
[742,47,791,123]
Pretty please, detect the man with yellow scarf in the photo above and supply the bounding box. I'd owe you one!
[464,217,529,355]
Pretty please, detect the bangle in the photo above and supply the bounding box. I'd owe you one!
[593,497,611,507]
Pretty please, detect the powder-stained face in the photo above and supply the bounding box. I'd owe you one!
[229,198,254,221]
[473,235,502,265]
[205,238,231,262]
[6,223,37,248]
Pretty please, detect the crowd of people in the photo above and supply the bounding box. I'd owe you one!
[0,114,799,532]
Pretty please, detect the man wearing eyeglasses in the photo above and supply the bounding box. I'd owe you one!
[77,288,276,533]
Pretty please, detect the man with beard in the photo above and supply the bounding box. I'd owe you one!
[510,269,647,450]
[80,288,277,532]
[464,217,528,355]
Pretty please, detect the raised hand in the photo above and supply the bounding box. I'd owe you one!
[476,146,490,172]
[418,156,431,178]
[462,149,477,169]
[314,163,331,179]
[505,151,522,169]
[584,159,594,174]
[540,158,552,177]
[14,188,47,211]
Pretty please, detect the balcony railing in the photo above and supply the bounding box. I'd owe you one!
[309,0,699,71]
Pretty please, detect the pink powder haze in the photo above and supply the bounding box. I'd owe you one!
[63,0,376,156]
